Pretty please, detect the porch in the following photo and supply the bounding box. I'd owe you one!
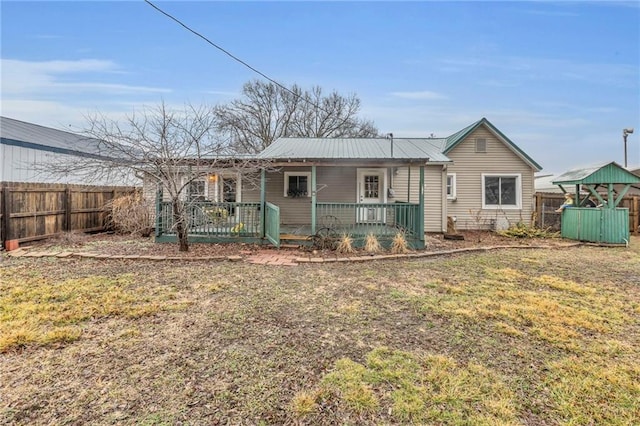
[155,165,426,249]
[155,200,425,249]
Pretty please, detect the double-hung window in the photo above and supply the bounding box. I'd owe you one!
[446,173,457,199]
[482,174,521,209]
[284,172,311,197]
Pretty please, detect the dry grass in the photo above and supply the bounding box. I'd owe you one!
[363,233,382,254]
[0,266,188,352]
[1,237,638,425]
[293,347,516,424]
[336,233,355,254]
[390,231,410,254]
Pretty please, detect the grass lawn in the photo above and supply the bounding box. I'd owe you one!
[1,238,639,425]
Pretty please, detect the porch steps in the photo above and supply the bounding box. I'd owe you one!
[280,234,309,241]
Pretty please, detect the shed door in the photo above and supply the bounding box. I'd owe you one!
[357,168,386,223]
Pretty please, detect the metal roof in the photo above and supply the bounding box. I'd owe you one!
[258,137,451,162]
[443,117,542,171]
[0,116,104,156]
[552,161,640,185]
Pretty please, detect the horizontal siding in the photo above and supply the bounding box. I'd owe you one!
[446,128,535,230]
[393,165,445,233]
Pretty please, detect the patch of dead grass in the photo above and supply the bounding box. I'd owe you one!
[0,266,189,352]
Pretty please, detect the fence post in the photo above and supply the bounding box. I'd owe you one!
[2,187,11,245]
[634,196,639,235]
[535,193,542,227]
[64,186,72,232]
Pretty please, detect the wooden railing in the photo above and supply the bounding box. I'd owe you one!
[156,201,261,237]
[316,202,422,238]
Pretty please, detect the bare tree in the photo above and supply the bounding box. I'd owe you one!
[40,102,261,251]
[213,80,379,153]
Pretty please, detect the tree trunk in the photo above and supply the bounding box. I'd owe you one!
[172,200,189,252]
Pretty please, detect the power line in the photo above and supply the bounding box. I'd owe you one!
[143,0,315,107]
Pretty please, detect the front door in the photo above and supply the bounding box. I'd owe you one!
[357,168,386,223]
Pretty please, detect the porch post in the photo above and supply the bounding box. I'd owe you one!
[260,168,266,237]
[311,165,317,234]
[418,165,425,240]
[155,186,163,238]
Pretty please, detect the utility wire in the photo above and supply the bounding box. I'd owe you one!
[144,0,327,113]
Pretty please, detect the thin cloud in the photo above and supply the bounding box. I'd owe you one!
[390,90,448,100]
[1,58,170,95]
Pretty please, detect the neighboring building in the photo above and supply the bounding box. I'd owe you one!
[0,116,131,185]
[151,117,542,246]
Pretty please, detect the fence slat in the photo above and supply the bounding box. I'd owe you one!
[0,183,136,245]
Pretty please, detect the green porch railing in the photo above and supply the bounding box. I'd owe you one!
[316,202,422,239]
[157,201,261,238]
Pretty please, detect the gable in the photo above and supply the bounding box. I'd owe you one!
[444,118,541,171]
[446,127,537,171]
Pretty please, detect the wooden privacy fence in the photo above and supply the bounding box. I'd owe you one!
[0,183,137,245]
[533,192,639,235]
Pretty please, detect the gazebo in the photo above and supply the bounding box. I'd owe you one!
[552,162,640,244]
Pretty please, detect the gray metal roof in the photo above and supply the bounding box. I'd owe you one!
[1,116,102,156]
[552,161,640,185]
[258,137,451,162]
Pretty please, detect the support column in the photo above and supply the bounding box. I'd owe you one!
[311,165,317,234]
[418,165,425,240]
[260,168,266,237]
[155,186,163,238]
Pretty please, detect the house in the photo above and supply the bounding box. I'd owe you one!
[153,117,541,248]
[0,116,129,186]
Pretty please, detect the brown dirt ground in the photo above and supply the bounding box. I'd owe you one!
[24,230,568,258]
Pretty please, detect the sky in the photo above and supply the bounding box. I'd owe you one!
[1,0,639,174]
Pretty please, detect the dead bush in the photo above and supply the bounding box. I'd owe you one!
[108,193,152,237]
[336,234,355,254]
[364,233,382,254]
[390,232,410,254]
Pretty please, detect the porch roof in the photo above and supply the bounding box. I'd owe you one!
[258,137,451,162]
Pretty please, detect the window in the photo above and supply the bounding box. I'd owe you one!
[284,172,311,197]
[446,173,457,199]
[475,138,487,153]
[482,174,521,209]
[187,179,207,201]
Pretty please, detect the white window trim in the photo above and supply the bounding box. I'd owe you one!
[182,177,208,201]
[218,173,242,203]
[284,171,311,197]
[481,173,522,210]
[446,173,457,200]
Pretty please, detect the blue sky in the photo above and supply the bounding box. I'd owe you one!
[1,0,639,173]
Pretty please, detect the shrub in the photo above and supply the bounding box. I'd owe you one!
[108,192,152,237]
[390,232,410,254]
[498,222,560,239]
[364,233,382,254]
[336,234,355,254]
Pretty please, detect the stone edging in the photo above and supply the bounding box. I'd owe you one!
[294,243,583,263]
[4,243,583,264]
